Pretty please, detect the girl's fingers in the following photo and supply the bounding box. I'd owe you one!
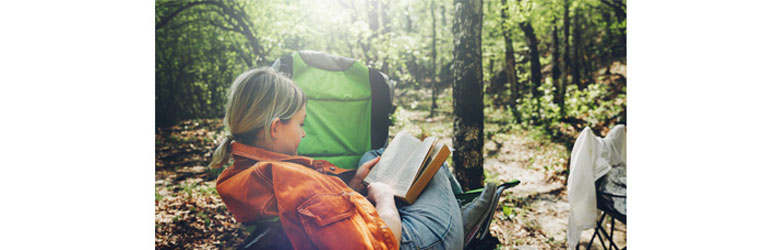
[367,156,381,170]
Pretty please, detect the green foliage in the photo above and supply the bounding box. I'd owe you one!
[501,203,517,221]
[564,83,626,126]
[156,0,626,147]
[510,77,626,131]
[157,0,462,125]
[177,182,196,200]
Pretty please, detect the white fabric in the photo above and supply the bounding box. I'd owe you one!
[567,125,626,248]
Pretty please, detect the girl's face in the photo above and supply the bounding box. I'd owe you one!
[271,105,307,155]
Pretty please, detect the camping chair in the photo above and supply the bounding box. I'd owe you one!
[237,51,518,249]
[457,180,521,249]
[577,164,626,250]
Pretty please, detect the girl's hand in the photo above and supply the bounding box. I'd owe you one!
[348,156,380,194]
[366,182,394,204]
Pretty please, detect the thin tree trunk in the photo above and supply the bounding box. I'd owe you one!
[501,0,520,123]
[559,0,571,116]
[364,0,380,65]
[519,19,543,123]
[452,0,485,191]
[551,20,562,104]
[430,0,438,118]
[579,12,594,85]
[380,0,391,34]
[599,0,626,57]
[571,9,582,89]
[405,4,413,32]
[380,0,391,74]
[520,22,541,98]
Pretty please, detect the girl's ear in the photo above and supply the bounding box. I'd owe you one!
[269,118,281,140]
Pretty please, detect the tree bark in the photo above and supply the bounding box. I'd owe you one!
[579,12,594,85]
[600,0,626,57]
[452,0,485,191]
[599,0,626,23]
[551,20,562,104]
[380,0,391,74]
[501,0,520,122]
[430,0,438,118]
[520,22,542,98]
[559,0,571,116]
[362,0,380,65]
[571,9,583,89]
[519,19,543,123]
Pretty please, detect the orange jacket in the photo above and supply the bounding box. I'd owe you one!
[216,142,398,250]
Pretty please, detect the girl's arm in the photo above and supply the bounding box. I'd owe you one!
[367,182,402,244]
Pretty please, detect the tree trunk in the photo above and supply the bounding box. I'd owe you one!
[368,0,379,33]
[430,0,438,118]
[551,20,562,104]
[405,4,413,32]
[599,0,626,57]
[363,0,380,65]
[559,0,571,116]
[519,20,543,123]
[501,0,520,123]
[379,0,391,34]
[520,22,541,98]
[452,0,485,191]
[571,9,583,89]
[379,0,391,74]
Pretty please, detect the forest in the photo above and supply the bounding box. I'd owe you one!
[155,0,626,248]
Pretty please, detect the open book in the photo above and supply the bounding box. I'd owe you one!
[363,131,451,204]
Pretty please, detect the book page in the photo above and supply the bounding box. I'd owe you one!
[413,139,443,184]
[363,131,434,197]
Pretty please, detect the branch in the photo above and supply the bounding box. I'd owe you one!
[599,0,626,21]
[599,0,625,9]
[156,1,218,30]
[230,44,253,67]
[208,20,239,33]
[155,0,266,65]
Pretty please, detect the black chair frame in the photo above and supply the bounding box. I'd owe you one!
[576,192,626,250]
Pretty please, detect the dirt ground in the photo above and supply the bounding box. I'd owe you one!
[391,88,626,249]
[154,87,626,249]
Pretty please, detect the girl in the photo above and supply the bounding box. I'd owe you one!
[210,67,463,249]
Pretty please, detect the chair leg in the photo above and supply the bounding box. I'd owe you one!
[610,218,618,250]
[583,212,607,250]
[598,213,610,250]
[579,212,627,250]
[584,227,598,250]
[597,215,622,250]
[596,217,620,250]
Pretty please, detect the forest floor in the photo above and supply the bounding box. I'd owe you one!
[155,87,626,249]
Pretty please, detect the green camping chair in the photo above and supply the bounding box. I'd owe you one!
[237,51,519,250]
[272,50,394,170]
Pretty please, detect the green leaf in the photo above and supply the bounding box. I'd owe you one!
[502,204,513,217]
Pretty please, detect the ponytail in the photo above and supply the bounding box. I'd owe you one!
[209,134,235,169]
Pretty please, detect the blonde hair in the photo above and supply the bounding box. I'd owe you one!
[209,67,306,169]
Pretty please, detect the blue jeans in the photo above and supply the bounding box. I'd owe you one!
[359,148,464,250]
